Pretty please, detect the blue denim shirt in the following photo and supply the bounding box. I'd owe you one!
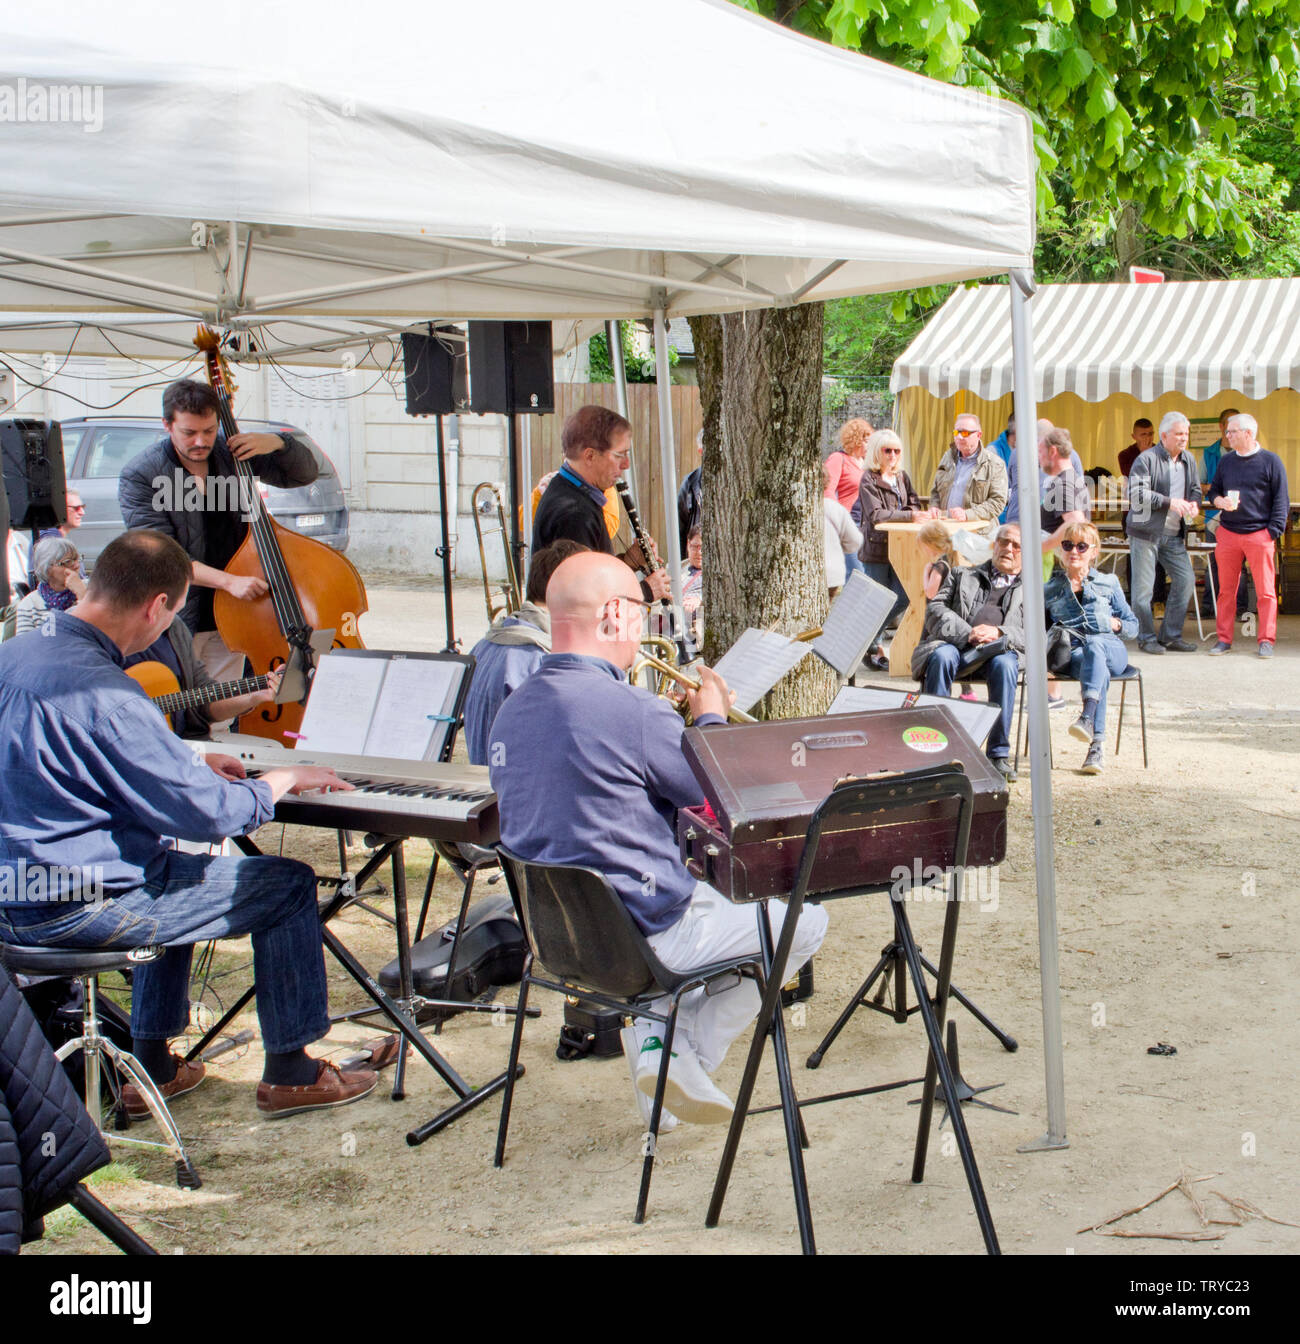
[0,614,273,917]
[488,652,722,936]
[1044,567,1139,639]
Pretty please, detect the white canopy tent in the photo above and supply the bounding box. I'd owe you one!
[0,0,1068,1174]
[893,278,1300,487]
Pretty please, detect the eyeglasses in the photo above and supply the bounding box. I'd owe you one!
[68,504,85,512]
[994,538,1021,550]
[880,447,902,457]
[1060,540,1092,553]
[953,428,980,438]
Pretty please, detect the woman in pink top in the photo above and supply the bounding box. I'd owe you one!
[825,418,871,576]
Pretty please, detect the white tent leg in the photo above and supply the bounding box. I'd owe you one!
[653,308,683,610]
[1009,269,1069,1153]
[607,319,638,505]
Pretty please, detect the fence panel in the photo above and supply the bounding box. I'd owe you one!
[528,382,702,551]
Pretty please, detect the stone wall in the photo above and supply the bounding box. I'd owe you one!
[821,390,895,455]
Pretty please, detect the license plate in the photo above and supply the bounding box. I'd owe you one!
[295,514,325,528]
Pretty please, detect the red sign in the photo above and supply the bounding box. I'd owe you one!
[1128,267,1165,283]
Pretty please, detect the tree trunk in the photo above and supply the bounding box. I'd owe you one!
[688,304,837,719]
[1113,200,1144,277]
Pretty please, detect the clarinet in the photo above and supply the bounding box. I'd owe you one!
[614,478,687,652]
[614,478,666,588]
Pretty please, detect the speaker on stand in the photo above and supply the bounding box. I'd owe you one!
[401,329,469,652]
[468,322,554,579]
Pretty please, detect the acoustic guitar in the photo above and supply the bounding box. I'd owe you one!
[126,660,271,731]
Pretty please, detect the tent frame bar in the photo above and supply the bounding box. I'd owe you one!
[1008,268,1069,1154]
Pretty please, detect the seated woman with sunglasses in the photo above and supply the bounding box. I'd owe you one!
[856,429,934,670]
[13,537,83,637]
[1043,521,1138,775]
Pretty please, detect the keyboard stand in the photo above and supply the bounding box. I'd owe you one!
[183,832,522,1139]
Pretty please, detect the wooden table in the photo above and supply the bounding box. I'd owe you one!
[876,519,993,678]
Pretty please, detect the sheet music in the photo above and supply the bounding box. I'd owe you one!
[828,684,1002,746]
[713,628,812,712]
[365,657,461,760]
[296,651,468,761]
[813,570,896,677]
[295,655,386,753]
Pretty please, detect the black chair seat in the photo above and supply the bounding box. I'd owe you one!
[0,943,161,977]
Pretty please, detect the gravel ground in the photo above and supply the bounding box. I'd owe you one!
[28,582,1299,1257]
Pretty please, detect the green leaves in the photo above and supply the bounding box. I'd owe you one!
[1058,45,1094,89]
[1088,0,1117,17]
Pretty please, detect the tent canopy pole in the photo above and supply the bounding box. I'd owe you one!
[1008,268,1069,1153]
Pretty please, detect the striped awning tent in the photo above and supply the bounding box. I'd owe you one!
[891,278,1300,404]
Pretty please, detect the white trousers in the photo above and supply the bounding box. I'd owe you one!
[642,882,829,1074]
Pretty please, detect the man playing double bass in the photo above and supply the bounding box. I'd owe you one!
[119,379,318,686]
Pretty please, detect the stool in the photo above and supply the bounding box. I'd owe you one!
[0,942,201,1189]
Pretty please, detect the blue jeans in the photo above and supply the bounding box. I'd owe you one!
[1129,534,1193,643]
[0,851,328,1054]
[922,644,1018,759]
[1067,634,1129,731]
[863,561,907,626]
[843,552,865,578]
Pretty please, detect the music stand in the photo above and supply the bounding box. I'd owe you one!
[706,765,1000,1256]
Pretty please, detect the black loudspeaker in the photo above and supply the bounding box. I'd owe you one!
[468,321,554,414]
[401,330,468,416]
[1,419,66,529]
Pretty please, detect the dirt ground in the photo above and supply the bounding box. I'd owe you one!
[30,583,1300,1256]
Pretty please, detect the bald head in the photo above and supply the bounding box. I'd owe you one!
[547,551,645,667]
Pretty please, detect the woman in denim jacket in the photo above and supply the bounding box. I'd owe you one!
[1043,520,1138,774]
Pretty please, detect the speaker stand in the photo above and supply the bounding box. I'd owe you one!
[434,415,457,653]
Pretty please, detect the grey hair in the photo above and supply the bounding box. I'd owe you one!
[864,428,904,472]
[32,536,78,584]
[1227,412,1258,435]
[1036,418,1054,444]
[1158,411,1189,436]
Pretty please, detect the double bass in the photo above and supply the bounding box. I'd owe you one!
[195,327,368,740]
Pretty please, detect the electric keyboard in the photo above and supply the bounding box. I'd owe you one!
[202,735,499,845]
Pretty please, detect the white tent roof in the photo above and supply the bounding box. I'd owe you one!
[891,278,1300,404]
[0,0,1034,361]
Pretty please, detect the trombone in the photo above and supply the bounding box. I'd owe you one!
[472,481,522,623]
[631,652,757,724]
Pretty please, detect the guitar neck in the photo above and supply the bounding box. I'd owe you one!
[153,673,270,717]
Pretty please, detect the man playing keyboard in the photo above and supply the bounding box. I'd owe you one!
[0,530,377,1119]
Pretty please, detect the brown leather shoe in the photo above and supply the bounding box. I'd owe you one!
[121,1056,206,1119]
[255,1060,378,1119]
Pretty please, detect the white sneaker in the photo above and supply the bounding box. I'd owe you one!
[621,1026,677,1133]
[634,1035,734,1125]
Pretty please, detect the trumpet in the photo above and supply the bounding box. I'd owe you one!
[472,481,521,623]
[631,652,756,724]
[631,635,681,695]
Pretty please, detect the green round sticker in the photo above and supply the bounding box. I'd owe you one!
[902,725,948,753]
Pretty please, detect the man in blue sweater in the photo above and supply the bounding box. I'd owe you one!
[1207,414,1289,657]
[489,552,827,1124]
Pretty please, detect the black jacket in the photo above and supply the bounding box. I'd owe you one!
[532,472,615,556]
[118,433,317,632]
[911,561,1026,680]
[857,469,924,565]
[1,966,110,1250]
[1127,445,1202,542]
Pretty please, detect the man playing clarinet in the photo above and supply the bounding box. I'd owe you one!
[531,405,672,604]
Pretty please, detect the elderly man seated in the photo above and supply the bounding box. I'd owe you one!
[910,523,1025,783]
